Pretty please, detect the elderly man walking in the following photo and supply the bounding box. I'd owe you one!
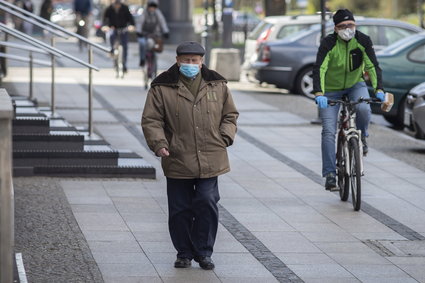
[142,41,239,270]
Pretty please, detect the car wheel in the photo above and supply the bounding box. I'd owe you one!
[383,97,405,130]
[413,122,425,139]
[295,66,315,99]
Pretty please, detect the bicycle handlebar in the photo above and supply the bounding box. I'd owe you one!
[328,97,382,106]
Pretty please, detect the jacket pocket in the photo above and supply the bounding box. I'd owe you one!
[350,48,363,71]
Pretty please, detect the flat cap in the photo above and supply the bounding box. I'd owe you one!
[176,41,205,56]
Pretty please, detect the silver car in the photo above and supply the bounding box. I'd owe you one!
[405,82,425,139]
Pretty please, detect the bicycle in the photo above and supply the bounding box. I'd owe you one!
[330,96,385,211]
[142,36,162,89]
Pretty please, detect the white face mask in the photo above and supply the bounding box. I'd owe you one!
[338,28,356,41]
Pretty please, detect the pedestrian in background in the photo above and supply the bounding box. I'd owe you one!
[22,0,34,34]
[142,41,239,270]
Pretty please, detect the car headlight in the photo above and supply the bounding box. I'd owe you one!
[409,82,425,97]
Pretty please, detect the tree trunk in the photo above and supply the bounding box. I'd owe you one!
[264,0,286,16]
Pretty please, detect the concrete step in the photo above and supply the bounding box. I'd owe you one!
[13,133,84,150]
[13,117,50,134]
[13,149,119,166]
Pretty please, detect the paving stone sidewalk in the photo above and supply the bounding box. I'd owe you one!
[6,42,425,283]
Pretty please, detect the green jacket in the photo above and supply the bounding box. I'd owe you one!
[313,30,383,94]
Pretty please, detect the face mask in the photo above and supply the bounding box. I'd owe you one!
[179,63,200,78]
[338,28,356,41]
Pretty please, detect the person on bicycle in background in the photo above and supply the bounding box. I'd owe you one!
[136,0,169,67]
[312,9,385,191]
[102,0,135,73]
[74,0,92,50]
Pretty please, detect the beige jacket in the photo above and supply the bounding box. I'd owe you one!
[142,63,239,179]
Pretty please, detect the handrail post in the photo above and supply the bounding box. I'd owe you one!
[29,51,33,99]
[0,89,14,283]
[50,37,55,115]
[88,45,93,136]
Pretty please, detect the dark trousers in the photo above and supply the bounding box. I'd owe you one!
[166,177,220,259]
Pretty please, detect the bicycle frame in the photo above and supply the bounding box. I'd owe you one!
[335,97,364,177]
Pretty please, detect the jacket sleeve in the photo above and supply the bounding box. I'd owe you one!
[126,7,135,26]
[219,85,239,146]
[313,37,333,94]
[361,35,383,91]
[156,10,169,34]
[142,86,169,154]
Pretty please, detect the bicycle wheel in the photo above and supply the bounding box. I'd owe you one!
[337,135,349,201]
[117,45,124,78]
[348,138,362,211]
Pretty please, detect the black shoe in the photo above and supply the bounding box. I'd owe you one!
[325,173,337,191]
[139,59,145,67]
[174,257,191,268]
[123,66,128,73]
[194,256,215,270]
[361,135,368,156]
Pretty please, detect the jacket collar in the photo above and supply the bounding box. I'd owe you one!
[151,63,227,87]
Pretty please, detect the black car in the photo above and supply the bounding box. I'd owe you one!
[252,18,423,99]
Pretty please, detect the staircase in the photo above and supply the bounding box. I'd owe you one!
[11,95,155,178]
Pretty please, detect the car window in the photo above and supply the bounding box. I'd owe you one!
[248,22,272,40]
[382,26,417,46]
[276,24,313,40]
[408,43,425,63]
[356,25,379,45]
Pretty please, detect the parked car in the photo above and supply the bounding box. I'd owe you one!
[232,11,260,32]
[252,18,423,99]
[370,32,425,128]
[243,14,328,72]
[404,82,425,139]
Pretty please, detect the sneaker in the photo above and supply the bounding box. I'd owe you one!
[139,59,145,67]
[361,135,368,156]
[174,257,191,268]
[194,256,215,270]
[123,66,128,73]
[325,173,337,191]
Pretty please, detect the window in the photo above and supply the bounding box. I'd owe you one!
[408,43,425,63]
[382,27,417,46]
[276,24,313,40]
[356,25,379,45]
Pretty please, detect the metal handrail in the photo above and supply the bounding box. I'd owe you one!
[0,41,48,54]
[0,0,110,53]
[0,52,51,66]
[0,23,98,70]
[0,4,67,38]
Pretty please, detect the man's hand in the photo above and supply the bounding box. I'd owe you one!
[101,26,110,32]
[127,25,135,32]
[156,148,169,157]
[375,90,385,102]
[163,32,169,39]
[315,95,328,109]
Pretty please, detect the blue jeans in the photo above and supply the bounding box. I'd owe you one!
[320,81,371,177]
[109,30,128,69]
[138,37,147,62]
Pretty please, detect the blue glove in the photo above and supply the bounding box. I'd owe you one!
[315,95,328,109]
[376,91,385,102]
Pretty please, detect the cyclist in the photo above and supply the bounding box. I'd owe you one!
[312,9,385,191]
[73,0,92,50]
[136,0,169,67]
[102,0,135,73]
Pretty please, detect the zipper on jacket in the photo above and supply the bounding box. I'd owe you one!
[343,40,348,89]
